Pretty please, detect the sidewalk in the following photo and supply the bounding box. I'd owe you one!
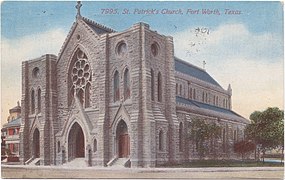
[1,165,284,179]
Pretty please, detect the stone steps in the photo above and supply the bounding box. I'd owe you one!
[111,158,128,167]
[28,158,41,166]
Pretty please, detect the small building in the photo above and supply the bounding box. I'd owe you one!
[2,102,21,162]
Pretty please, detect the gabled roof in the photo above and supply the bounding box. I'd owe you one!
[176,96,248,123]
[174,57,222,88]
[82,17,116,34]
[57,16,116,62]
[3,118,21,128]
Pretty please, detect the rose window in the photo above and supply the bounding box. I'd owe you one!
[72,59,90,88]
[151,42,159,57]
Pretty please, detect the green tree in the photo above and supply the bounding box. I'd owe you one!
[187,118,221,159]
[245,107,284,162]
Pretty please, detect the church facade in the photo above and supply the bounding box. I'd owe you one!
[19,3,249,167]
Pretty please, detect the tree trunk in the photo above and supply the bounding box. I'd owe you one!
[254,145,257,161]
[281,146,284,164]
[262,150,265,163]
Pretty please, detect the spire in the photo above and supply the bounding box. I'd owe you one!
[227,84,232,96]
[76,1,82,19]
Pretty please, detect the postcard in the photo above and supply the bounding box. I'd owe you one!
[1,1,284,179]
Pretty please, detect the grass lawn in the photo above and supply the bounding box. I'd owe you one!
[159,159,284,168]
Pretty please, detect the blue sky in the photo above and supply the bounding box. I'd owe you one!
[2,1,283,38]
[1,1,284,125]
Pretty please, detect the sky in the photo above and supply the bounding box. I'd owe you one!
[1,1,284,126]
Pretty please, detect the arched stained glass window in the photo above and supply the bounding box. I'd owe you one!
[31,89,35,114]
[37,88,41,113]
[159,130,163,151]
[114,71,120,102]
[124,68,130,100]
[158,72,162,102]
[69,48,92,108]
[93,139,97,152]
[151,69,155,101]
[179,122,183,152]
[85,83,91,108]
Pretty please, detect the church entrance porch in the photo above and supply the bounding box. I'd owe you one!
[116,120,130,158]
[33,128,40,158]
[68,122,85,161]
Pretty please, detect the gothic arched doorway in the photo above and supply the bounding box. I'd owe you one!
[68,122,85,161]
[116,120,130,158]
[33,128,40,158]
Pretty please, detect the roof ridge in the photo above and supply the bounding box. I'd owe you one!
[81,17,116,33]
[174,56,205,72]
[176,96,247,120]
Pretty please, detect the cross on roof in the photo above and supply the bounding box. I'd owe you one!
[76,1,82,18]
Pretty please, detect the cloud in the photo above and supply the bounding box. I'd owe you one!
[173,23,283,119]
[1,28,67,125]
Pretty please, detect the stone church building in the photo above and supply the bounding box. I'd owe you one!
[20,2,249,167]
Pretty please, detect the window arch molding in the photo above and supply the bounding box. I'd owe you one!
[116,40,128,57]
[67,46,92,107]
[67,44,91,74]
[93,138,97,152]
[151,41,160,57]
[113,69,120,102]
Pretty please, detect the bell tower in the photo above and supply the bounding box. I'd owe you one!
[20,54,58,165]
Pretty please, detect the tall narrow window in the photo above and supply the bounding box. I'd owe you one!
[179,122,183,152]
[193,89,196,100]
[179,84,182,96]
[114,71,120,102]
[202,92,205,102]
[37,88,41,113]
[205,93,208,103]
[124,68,130,100]
[85,83,91,108]
[190,88,192,99]
[176,83,178,95]
[222,129,226,153]
[31,89,35,114]
[234,130,237,142]
[216,96,219,106]
[151,69,155,100]
[78,89,84,105]
[157,72,162,102]
[93,139,97,152]
[159,130,163,151]
[57,141,60,153]
[213,95,216,105]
